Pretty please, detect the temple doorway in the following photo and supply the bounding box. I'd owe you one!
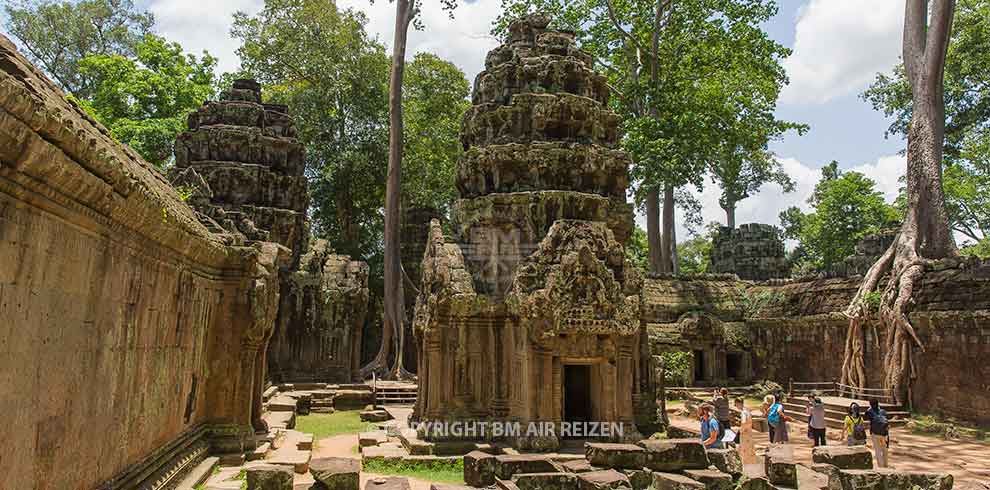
[563,364,592,424]
[693,350,706,382]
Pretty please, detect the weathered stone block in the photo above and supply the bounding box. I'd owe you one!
[431,485,473,490]
[361,410,391,422]
[811,445,873,470]
[704,448,742,478]
[359,431,388,448]
[764,445,797,488]
[560,459,598,473]
[513,472,578,490]
[246,464,294,490]
[736,477,777,490]
[650,472,705,490]
[465,450,498,487]
[310,457,360,490]
[495,455,558,480]
[636,439,710,472]
[682,469,732,490]
[585,443,646,469]
[576,469,631,490]
[620,469,651,490]
[832,470,953,490]
[365,477,412,490]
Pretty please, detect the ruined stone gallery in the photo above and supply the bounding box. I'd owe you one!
[1,9,989,490]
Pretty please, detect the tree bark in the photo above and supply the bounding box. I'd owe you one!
[646,188,662,273]
[362,0,412,380]
[842,0,957,404]
[659,184,675,273]
[724,203,736,229]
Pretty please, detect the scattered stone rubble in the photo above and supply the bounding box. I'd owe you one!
[709,224,789,280]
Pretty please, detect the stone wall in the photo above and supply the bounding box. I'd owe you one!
[709,223,789,280]
[642,263,990,425]
[0,35,284,489]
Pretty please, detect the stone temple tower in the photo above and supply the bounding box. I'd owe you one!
[412,14,653,450]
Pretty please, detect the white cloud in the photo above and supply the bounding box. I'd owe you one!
[335,0,501,82]
[633,155,905,242]
[781,0,904,105]
[148,0,263,74]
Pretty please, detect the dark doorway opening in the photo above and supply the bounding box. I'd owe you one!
[563,365,592,425]
[726,353,743,380]
[693,350,706,382]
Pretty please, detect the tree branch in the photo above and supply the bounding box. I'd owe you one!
[903,0,928,86]
[924,0,956,83]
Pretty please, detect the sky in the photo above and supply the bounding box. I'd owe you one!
[14,0,914,241]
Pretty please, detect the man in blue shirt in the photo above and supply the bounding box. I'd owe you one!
[699,404,723,449]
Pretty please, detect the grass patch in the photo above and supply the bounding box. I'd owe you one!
[364,458,465,484]
[295,411,377,439]
[907,413,988,441]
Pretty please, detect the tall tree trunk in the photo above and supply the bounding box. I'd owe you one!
[842,0,957,405]
[724,203,736,229]
[646,188,662,273]
[659,184,675,273]
[362,0,413,380]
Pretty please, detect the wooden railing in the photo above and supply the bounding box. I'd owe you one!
[788,380,896,404]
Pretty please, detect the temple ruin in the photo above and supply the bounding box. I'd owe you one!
[171,81,370,384]
[411,15,654,449]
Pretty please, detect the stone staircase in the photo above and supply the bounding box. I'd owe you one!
[782,397,909,431]
[374,383,417,405]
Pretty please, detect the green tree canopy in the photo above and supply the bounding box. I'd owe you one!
[863,0,989,251]
[779,161,901,269]
[75,34,217,168]
[3,0,155,98]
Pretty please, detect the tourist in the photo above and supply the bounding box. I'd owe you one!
[712,387,731,441]
[866,399,890,467]
[699,404,723,449]
[762,395,776,443]
[766,394,790,443]
[736,398,757,465]
[844,403,868,446]
[807,395,827,447]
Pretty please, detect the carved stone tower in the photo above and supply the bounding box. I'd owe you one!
[412,15,652,449]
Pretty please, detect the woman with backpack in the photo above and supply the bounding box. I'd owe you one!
[807,395,827,447]
[844,402,868,446]
[766,394,790,444]
[866,399,890,467]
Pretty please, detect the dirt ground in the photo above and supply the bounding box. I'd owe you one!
[668,413,990,488]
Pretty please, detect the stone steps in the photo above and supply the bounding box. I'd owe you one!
[175,456,219,490]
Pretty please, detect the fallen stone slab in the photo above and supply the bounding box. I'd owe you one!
[636,439,709,472]
[704,448,742,478]
[430,485,474,490]
[361,410,391,422]
[296,433,314,451]
[268,396,298,412]
[811,445,873,470]
[650,472,704,490]
[264,411,296,430]
[513,472,578,490]
[736,476,777,490]
[620,469,651,490]
[464,451,498,487]
[248,442,272,461]
[267,447,312,474]
[682,469,732,490]
[585,443,647,469]
[831,469,953,490]
[335,390,375,410]
[365,476,412,490]
[361,446,407,463]
[246,464,294,490]
[494,454,558,480]
[559,459,598,473]
[359,431,388,448]
[576,469,631,490]
[310,457,361,490]
[764,445,797,488]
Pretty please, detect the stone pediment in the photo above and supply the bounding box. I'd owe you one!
[506,220,641,340]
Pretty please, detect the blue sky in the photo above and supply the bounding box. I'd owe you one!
[4,0,911,238]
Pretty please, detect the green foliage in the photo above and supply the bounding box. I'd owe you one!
[175,185,198,202]
[3,0,155,98]
[779,161,901,270]
[294,411,377,439]
[493,0,803,227]
[364,458,465,484]
[862,291,883,312]
[678,229,714,275]
[863,0,990,244]
[735,287,785,318]
[960,239,990,258]
[626,227,650,274]
[74,34,217,168]
[660,351,693,386]
[907,413,988,441]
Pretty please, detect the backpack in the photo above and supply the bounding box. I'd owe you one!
[767,404,782,426]
[852,417,867,440]
[871,409,890,436]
